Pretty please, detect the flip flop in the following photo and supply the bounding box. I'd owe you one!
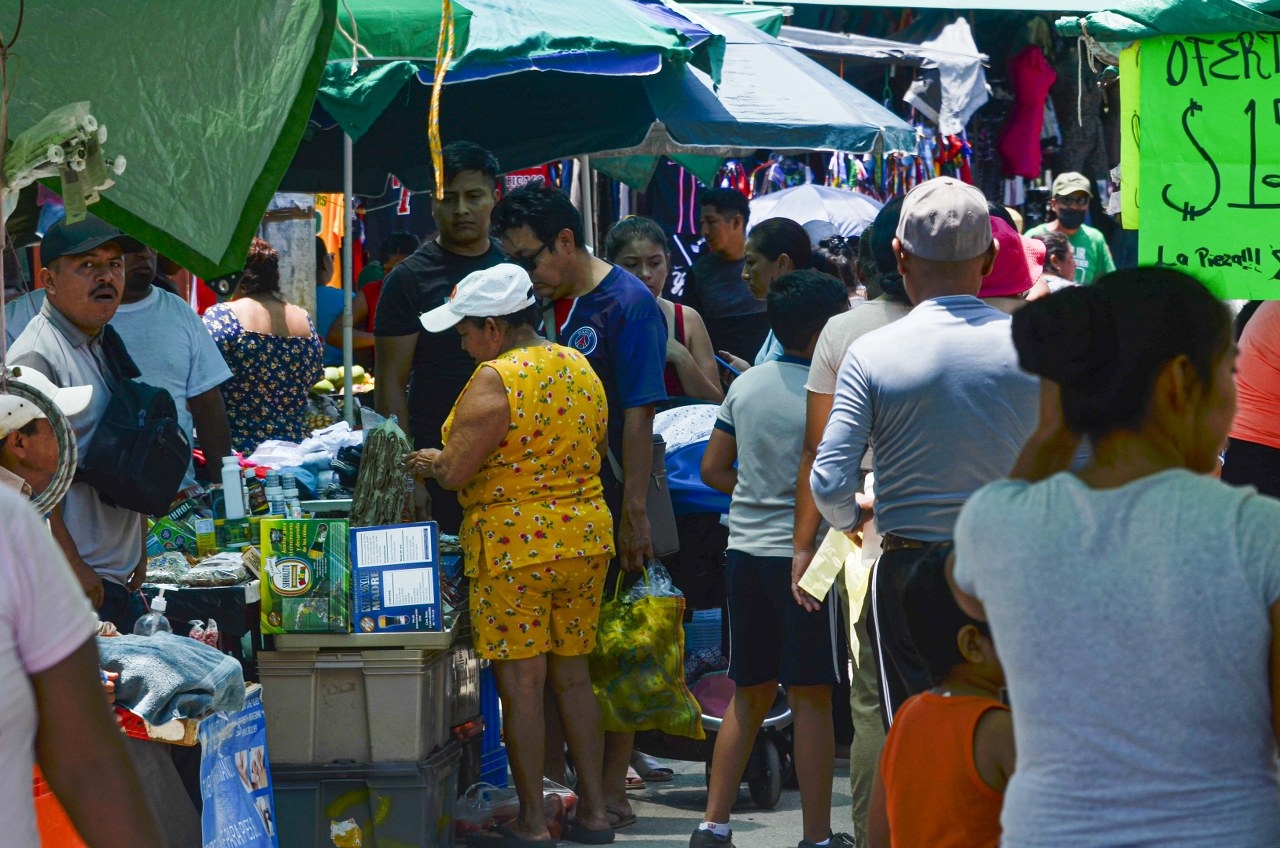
[638,766,674,782]
[562,820,617,845]
[608,812,638,830]
[465,824,556,848]
[624,766,647,791]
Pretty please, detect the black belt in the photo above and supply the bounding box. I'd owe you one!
[880,533,926,553]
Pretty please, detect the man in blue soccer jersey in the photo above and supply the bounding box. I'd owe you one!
[493,183,668,831]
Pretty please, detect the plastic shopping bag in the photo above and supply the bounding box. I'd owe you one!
[589,562,705,739]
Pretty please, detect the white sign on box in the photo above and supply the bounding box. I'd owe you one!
[350,522,442,633]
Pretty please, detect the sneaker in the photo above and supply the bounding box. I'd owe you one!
[798,833,856,848]
[689,827,735,848]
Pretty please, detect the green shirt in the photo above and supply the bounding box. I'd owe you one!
[1026,222,1115,284]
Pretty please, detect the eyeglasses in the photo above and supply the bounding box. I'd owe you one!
[510,240,551,273]
[1053,195,1090,208]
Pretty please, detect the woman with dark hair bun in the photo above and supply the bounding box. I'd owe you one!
[949,267,1280,846]
[203,237,325,453]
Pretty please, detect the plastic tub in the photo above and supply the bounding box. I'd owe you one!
[258,646,450,764]
[271,741,461,848]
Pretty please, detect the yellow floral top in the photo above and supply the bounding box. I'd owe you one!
[443,343,614,577]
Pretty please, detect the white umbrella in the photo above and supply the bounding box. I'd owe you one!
[748,184,883,237]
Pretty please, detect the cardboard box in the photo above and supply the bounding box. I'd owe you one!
[150,517,198,555]
[350,522,442,633]
[261,519,350,634]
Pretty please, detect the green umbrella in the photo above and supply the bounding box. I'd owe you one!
[1056,0,1280,40]
[5,1,336,278]
[317,0,721,144]
[283,0,723,193]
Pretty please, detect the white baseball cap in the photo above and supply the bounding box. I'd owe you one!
[420,264,537,333]
[0,367,93,439]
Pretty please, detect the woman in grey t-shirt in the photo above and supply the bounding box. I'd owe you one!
[950,268,1280,847]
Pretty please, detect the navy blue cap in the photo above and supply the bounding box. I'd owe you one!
[41,216,143,266]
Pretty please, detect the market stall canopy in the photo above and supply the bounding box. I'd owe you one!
[1056,0,1280,40]
[316,0,724,143]
[683,3,788,35]
[591,11,920,189]
[285,0,723,193]
[6,1,336,279]
[778,25,986,68]
[699,0,1112,9]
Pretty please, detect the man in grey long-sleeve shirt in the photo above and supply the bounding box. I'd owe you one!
[811,178,1038,722]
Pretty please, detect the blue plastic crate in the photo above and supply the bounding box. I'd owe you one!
[480,664,503,755]
[684,607,723,654]
[479,746,508,788]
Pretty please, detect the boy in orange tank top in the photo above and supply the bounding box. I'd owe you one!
[867,545,1014,848]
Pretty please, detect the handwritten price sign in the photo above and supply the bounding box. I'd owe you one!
[1137,32,1280,298]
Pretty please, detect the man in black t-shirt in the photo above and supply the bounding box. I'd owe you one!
[373,142,506,533]
[683,187,768,362]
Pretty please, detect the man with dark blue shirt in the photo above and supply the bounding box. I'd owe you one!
[493,183,667,829]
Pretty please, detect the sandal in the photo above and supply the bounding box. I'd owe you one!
[624,766,646,791]
[631,751,675,782]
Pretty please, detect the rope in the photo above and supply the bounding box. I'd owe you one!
[429,0,457,201]
[1077,36,1085,128]
[336,0,373,75]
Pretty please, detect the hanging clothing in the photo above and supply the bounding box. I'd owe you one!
[1051,42,1111,181]
[997,46,1057,179]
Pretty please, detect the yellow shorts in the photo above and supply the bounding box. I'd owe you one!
[471,554,609,661]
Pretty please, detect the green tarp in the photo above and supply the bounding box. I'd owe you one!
[8,1,336,279]
[683,3,785,36]
[316,0,721,144]
[1057,0,1280,40]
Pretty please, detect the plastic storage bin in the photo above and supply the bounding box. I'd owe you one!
[257,646,450,764]
[449,639,480,729]
[272,741,461,848]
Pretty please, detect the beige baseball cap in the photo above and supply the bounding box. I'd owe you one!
[1051,172,1093,198]
[420,264,537,333]
[0,367,93,439]
[895,177,993,262]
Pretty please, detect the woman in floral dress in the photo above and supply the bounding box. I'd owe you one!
[203,238,324,454]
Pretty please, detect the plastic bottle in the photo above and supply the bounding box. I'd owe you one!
[221,456,246,520]
[264,470,285,516]
[244,467,268,516]
[283,482,302,519]
[133,588,174,636]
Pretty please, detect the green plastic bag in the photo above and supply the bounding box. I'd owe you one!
[589,563,705,740]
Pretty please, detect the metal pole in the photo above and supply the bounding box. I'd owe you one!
[342,132,355,425]
[578,154,595,253]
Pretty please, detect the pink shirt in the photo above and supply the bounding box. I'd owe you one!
[0,487,99,847]
[1232,301,1280,450]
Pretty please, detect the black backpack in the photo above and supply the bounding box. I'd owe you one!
[76,326,190,515]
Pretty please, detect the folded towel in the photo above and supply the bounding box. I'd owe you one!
[97,633,245,724]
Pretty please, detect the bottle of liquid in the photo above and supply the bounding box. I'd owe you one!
[221,456,246,520]
[244,467,268,516]
[264,470,285,516]
[133,588,173,636]
[283,482,302,519]
[308,523,329,561]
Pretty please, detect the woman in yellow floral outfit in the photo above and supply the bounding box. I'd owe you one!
[409,264,616,848]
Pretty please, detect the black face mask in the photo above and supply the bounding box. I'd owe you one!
[1055,208,1086,230]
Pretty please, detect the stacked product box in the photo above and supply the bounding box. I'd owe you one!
[350,522,443,633]
[260,519,351,634]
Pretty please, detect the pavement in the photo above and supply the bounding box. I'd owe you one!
[613,756,854,848]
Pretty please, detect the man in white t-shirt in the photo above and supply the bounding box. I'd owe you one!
[118,244,232,487]
[0,486,163,848]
